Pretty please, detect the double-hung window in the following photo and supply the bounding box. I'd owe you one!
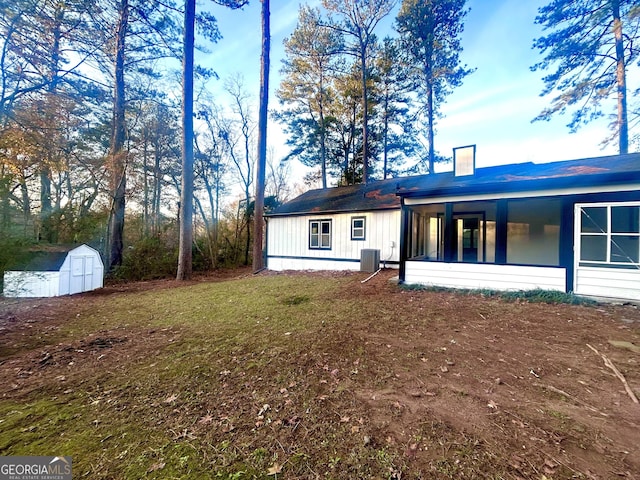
[310,219,332,249]
[351,217,366,240]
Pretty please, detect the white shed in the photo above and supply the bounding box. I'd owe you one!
[3,244,104,298]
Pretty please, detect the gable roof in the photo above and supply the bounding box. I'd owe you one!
[8,244,100,272]
[268,153,640,216]
[15,251,69,272]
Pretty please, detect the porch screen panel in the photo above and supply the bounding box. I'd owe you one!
[408,202,496,263]
[452,201,497,263]
[507,199,560,266]
[409,205,444,260]
[579,203,640,267]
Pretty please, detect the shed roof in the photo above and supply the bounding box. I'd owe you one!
[16,251,69,272]
[9,244,98,272]
[268,153,640,216]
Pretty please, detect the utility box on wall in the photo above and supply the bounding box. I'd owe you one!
[360,249,380,273]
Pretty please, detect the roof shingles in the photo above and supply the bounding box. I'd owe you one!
[268,153,640,216]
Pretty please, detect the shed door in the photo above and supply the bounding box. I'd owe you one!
[69,256,93,294]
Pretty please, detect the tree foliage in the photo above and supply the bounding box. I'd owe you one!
[277,5,343,189]
[396,0,473,174]
[322,0,396,184]
[532,0,640,153]
[0,0,269,280]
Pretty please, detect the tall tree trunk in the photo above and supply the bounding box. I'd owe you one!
[20,176,31,230]
[319,75,327,189]
[427,77,435,174]
[41,4,64,244]
[108,0,129,270]
[360,42,369,184]
[0,165,9,232]
[142,130,150,236]
[252,0,270,272]
[244,185,251,265]
[177,0,196,280]
[611,0,628,154]
[383,93,389,179]
[39,169,52,241]
[153,145,161,235]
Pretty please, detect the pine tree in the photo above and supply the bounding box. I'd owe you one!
[532,0,640,154]
[396,0,473,174]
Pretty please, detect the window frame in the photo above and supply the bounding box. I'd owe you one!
[351,216,366,241]
[577,202,640,268]
[309,219,332,250]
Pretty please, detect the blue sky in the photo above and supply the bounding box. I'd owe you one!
[201,0,628,182]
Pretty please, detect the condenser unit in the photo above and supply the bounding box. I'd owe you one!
[360,249,380,273]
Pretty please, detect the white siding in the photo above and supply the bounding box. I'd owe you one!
[575,267,640,301]
[404,261,566,292]
[3,271,60,297]
[267,257,360,271]
[59,245,104,295]
[267,210,400,271]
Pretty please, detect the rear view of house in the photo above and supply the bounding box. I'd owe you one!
[265,180,402,271]
[3,244,104,298]
[267,152,640,302]
[397,153,640,301]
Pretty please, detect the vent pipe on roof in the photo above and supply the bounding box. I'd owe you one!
[453,144,476,176]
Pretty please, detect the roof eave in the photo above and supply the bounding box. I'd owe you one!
[265,205,400,218]
[397,172,640,200]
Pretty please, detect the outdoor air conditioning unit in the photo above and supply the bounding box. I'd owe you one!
[360,249,380,273]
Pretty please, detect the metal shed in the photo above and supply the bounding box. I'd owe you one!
[3,244,104,298]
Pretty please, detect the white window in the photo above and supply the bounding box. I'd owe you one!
[351,217,366,240]
[578,203,640,268]
[310,220,331,249]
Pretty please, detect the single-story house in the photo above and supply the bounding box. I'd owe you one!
[265,177,403,271]
[266,152,640,301]
[3,244,104,298]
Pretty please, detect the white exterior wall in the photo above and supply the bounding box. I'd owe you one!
[3,271,61,297]
[267,257,362,271]
[575,267,640,301]
[267,210,400,271]
[404,261,566,292]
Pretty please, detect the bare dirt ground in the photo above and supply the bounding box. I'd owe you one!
[1,268,639,479]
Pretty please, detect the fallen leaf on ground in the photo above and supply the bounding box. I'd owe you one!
[198,414,213,425]
[147,462,165,473]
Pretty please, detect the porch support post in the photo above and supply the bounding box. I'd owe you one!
[444,203,454,263]
[399,200,410,283]
[495,199,508,264]
[559,198,575,292]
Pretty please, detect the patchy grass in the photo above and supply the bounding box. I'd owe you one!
[1,271,639,479]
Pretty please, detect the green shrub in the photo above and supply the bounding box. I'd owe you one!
[0,234,33,292]
[111,236,178,281]
[400,284,596,305]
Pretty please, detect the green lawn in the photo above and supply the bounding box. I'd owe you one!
[2,273,639,479]
[1,275,393,479]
